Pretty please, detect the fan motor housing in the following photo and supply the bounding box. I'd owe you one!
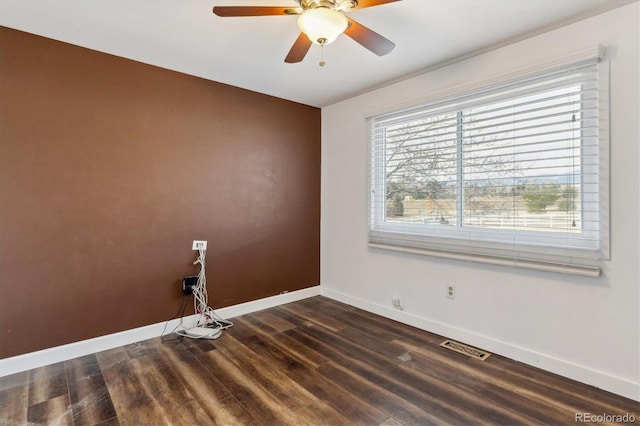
[297,0,357,11]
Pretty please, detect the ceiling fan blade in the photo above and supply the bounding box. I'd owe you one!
[285,33,312,63]
[344,17,395,56]
[212,6,301,17]
[349,0,401,10]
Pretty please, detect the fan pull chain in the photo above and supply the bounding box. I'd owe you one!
[319,44,326,67]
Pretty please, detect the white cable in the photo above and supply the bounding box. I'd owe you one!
[179,246,233,339]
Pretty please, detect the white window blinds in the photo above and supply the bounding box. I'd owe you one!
[369,51,608,276]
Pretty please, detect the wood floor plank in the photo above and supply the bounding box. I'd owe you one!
[336,325,409,363]
[338,304,446,346]
[222,315,262,343]
[245,333,389,425]
[284,316,401,373]
[179,334,218,356]
[378,416,406,426]
[296,295,356,317]
[248,308,297,332]
[211,395,262,426]
[343,363,477,425]
[294,400,355,426]
[152,335,260,425]
[27,362,68,407]
[488,354,640,415]
[102,353,213,425]
[94,346,130,370]
[401,346,571,424]
[209,333,316,411]
[197,348,304,426]
[26,393,73,426]
[65,353,117,425]
[133,359,214,425]
[283,327,444,424]
[94,416,121,426]
[229,314,280,338]
[232,316,330,369]
[335,309,403,342]
[390,363,536,425]
[152,338,232,402]
[100,356,170,425]
[279,300,347,332]
[0,370,30,393]
[123,339,167,365]
[316,360,444,425]
[0,371,29,425]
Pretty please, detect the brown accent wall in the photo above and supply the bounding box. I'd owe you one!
[0,27,321,358]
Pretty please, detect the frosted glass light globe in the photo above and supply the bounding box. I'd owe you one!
[297,8,348,45]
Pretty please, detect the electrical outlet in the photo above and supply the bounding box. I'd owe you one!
[392,297,403,310]
[447,285,455,299]
[192,240,207,250]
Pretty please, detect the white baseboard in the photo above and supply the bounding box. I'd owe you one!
[321,287,640,402]
[215,286,321,318]
[0,286,320,377]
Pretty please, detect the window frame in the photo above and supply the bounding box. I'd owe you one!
[368,48,609,276]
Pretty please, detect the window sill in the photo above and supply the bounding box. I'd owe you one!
[367,242,601,277]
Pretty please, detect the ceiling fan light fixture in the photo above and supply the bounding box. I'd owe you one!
[297,7,348,45]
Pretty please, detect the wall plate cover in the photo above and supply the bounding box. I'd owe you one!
[192,240,207,250]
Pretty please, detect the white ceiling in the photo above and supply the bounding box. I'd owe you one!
[0,0,630,107]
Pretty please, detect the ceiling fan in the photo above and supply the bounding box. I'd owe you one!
[213,0,401,64]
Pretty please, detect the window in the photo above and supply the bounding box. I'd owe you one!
[369,52,608,276]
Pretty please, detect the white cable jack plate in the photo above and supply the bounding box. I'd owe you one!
[192,240,207,250]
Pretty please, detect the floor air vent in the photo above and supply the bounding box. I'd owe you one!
[440,339,491,361]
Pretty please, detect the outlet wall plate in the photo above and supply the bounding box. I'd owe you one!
[447,285,455,299]
[192,240,207,250]
[391,297,403,311]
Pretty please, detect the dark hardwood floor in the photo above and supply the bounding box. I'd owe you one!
[1,296,638,425]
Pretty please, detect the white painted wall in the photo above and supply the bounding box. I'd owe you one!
[321,3,639,401]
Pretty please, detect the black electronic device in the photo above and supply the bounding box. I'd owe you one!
[182,275,198,295]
